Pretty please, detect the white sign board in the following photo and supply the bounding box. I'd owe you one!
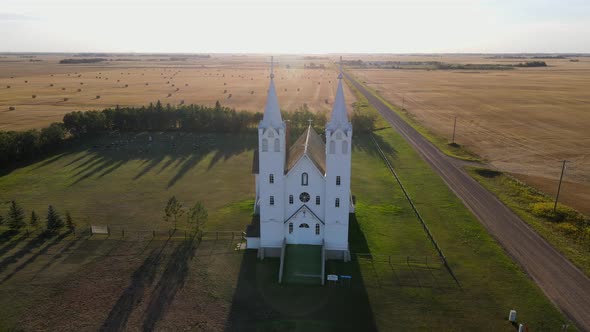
[91,225,109,234]
[327,274,338,281]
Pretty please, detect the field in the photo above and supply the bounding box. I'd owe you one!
[0,54,356,130]
[0,129,569,330]
[349,55,590,215]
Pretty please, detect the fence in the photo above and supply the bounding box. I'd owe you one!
[369,134,462,288]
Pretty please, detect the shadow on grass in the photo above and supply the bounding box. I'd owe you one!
[142,237,197,331]
[225,213,377,332]
[0,232,27,258]
[0,231,70,284]
[99,239,171,332]
[353,133,397,161]
[0,232,51,274]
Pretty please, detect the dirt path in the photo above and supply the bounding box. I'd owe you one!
[347,74,590,331]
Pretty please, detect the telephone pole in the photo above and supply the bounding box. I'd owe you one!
[451,116,458,144]
[554,160,569,213]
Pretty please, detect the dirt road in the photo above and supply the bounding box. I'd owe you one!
[347,74,590,331]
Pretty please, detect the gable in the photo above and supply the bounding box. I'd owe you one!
[285,126,326,175]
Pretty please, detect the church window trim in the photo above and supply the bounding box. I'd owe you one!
[329,141,336,154]
[335,198,340,208]
[289,195,293,204]
[270,196,275,206]
[269,174,274,184]
[268,129,275,138]
[299,223,310,228]
[261,138,268,152]
[301,172,308,186]
[336,176,341,186]
[315,196,320,205]
[342,141,348,154]
[315,223,320,235]
[274,138,280,152]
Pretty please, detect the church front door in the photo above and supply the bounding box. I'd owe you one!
[285,208,323,245]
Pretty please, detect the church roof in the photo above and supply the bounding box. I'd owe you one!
[259,57,283,129]
[327,57,352,132]
[286,125,326,175]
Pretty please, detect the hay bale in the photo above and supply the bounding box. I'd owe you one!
[50,83,54,87]
[6,85,10,89]
[77,89,82,92]
[8,106,15,111]
[63,97,69,101]
[96,95,101,99]
[62,87,66,90]
[32,94,36,98]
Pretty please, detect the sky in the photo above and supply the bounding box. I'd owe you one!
[1,0,589,53]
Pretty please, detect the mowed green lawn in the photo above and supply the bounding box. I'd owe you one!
[0,130,570,330]
[0,132,257,231]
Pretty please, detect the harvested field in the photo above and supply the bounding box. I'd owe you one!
[350,55,590,214]
[0,54,355,130]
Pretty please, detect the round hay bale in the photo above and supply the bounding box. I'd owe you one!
[32,94,36,98]
[8,106,15,111]
[63,97,69,101]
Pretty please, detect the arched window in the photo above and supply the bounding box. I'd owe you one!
[336,176,341,186]
[289,222,293,234]
[301,172,308,186]
[342,141,348,154]
[261,138,268,152]
[329,141,336,154]
[270,196,275,206]
[274,138,280,152]
[315,196,320,205]
[335,198,340,208]
[299,223,310,228]
[289,195,293,204]
[315,223,320,235]
[269,174,274,184]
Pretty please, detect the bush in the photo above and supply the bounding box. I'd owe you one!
[555,222,579,235]
[474,168,502,178]
[530,202,585,223]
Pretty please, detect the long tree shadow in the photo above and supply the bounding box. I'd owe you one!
[1,231,70,284]
[100,239,170,332]
[225,213,377,332]
[352,132,398,160]
[0,232,28,258]
[0,233,51,274]
[30,235,89,280]
[141,237,197,331]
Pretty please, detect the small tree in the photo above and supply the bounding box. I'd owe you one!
[30,211,39,228]
[7,200,25,230]
[46,205,63,232]
[164,196,183,229]
[187,201,208,237]
[65,211,76,233]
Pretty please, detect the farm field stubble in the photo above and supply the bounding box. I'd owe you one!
[349,55,590,215]
[0,54,355,130]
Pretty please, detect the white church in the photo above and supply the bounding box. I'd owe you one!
[246,58,354,263]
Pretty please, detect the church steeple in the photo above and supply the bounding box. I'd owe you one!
[327,56,350,131]
[260,56,283,129]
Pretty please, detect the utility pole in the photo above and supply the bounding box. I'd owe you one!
[451,116,458,144]
[554,160,569,213]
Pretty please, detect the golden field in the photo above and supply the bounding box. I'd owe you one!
[0,54,354,130]
[349,55,590,214]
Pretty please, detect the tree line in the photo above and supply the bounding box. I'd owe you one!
[0,201,75,234]
[0,100,375,167]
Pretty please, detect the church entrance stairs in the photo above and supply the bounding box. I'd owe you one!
[282,244,323,285]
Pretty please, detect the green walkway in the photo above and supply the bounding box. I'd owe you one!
[282,245,323,285]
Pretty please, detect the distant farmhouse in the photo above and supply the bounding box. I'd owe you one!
[247,58,354,264]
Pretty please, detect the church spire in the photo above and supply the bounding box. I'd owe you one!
[260,56,283,129]
[327,56,350,131]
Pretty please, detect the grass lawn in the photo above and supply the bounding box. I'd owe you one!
[0,128,571,330]
[467,167,590,276]
[0,131,257,232]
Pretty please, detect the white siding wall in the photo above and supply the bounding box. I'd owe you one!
[324,128,352,250]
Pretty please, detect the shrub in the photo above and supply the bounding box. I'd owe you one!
[63,98,69,101]
[96,95,101,99]
[530,202,585,223]
[80,82,84,85]
[555,222,578,236]
[125,84,128,87]
[77,89,82,92]
[6,85,10,88]
[50,83,54,87]
[223,89,227,93]
[167,93,172,97]
[62,87,66,90]
[25,80,28,83]
[474,168,502,178]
